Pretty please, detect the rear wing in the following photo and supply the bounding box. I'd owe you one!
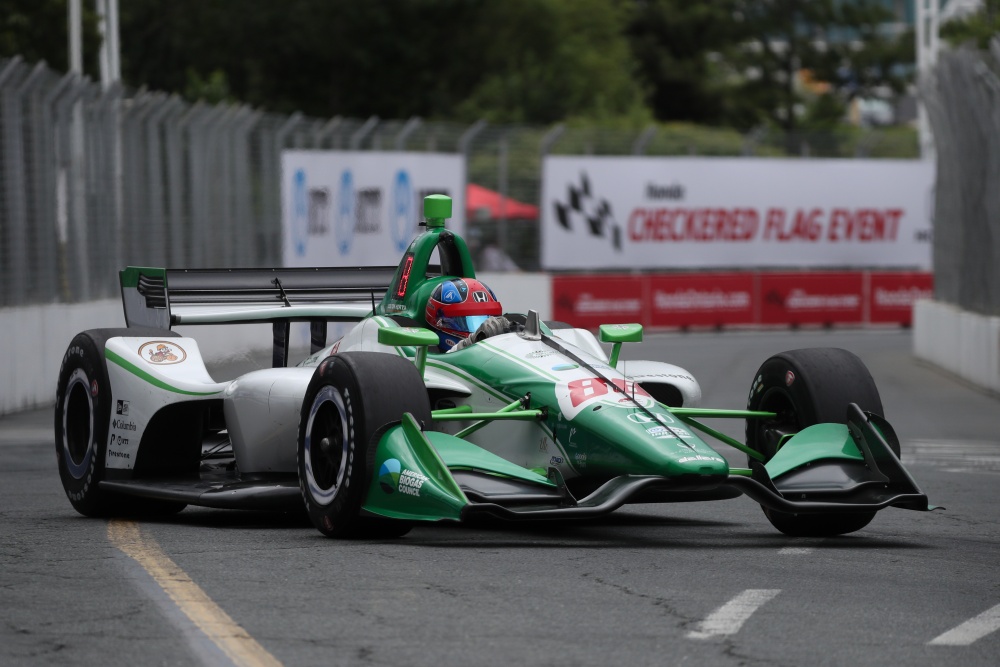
[120,266,397,366]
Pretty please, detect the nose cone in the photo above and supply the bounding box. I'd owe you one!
[555,404,730,479]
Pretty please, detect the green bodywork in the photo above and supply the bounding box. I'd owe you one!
[356,195,904,523]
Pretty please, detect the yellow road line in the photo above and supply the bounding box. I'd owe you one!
[108,519,283,667]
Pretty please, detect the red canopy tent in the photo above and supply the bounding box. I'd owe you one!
[466,183,539,220]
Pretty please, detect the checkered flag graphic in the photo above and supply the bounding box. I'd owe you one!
[553,172,622,251]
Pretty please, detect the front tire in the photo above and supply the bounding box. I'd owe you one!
[746,348,885,537]
[298,352,431,538]
[54,328,187,517]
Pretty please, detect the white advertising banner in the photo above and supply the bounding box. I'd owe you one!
[282,151,465,267]
[542,156,934,270]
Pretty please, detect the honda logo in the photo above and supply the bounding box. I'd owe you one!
[473,291,489,303]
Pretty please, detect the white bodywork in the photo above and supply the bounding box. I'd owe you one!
[103,318,702,477]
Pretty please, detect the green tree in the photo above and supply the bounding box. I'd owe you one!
[0,0,101,75]
[626,0,744,125]
[456,0,649,123]
[716,0,910,132]
[117,0,648,124]
[941,0,1000,48]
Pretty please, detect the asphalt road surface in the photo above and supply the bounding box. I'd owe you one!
[2,329,998,667]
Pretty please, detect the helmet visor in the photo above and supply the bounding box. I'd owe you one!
[437,315,491,336]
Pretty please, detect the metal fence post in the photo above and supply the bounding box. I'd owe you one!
[270,112,303,264]
[6,63,48,304]
[313,115,342,149]
[144,94,181,268]
[631,125,656,156]
[38,72,77,303]
[349,116,379,150]
[395,116,422,151]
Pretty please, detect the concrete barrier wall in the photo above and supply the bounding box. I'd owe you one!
[913,299,1000,394]
[0,273,551,416]
[12,281,982,416]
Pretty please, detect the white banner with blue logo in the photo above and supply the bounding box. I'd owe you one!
[282,151,465,267]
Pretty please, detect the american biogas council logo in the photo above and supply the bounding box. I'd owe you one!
[553,172,622,251]
[391,170,413,252]
[379,458,401,493]
[378,458,428,497]
[336,169,355,256]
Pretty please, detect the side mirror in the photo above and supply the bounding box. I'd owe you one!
[598,323,643,367]
[378,327,439,376]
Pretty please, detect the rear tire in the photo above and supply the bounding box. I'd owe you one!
[297,352,431,538]
[54,328,187,517]
[746,348,885,537]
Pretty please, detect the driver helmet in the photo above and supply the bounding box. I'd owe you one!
[424,278,502,350]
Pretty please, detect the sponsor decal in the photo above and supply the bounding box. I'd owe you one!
[397,469,428,497]
[379,458,401,494]
[749,374,763,402]
[678,454,725,464]
[646,182,685,200]
[873,285,933,307]
[292,169,308,257]
[90,379,99,398]
[637,373,694,382]
[390,170,413,252]
[109,417,135,450]
[526,350,556,359]
[116,400,129,416]
[538,437,549,452]
[574,452,588,467]
[654,289,750,312]
[112,418,136,432]
[553,172,622,252]
[551,363,579,371]
[627,412,675,425]
[557,377,654,420]
[549,456,564,465]
[354,188,382,234]
[575,293,642,315]
[785,370,796,387]
[776,289,861,311]
[472,291,489,303]
[335,169,354,256]
[378,458,428,497]
[139,341,187,365]
[646,426,693,440]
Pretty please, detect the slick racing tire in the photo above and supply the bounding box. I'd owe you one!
[55,328,186,517]
[298,352,431,539]
[745,348,889,537]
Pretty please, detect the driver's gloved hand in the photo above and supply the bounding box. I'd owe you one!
[449,316,512,352]
[471,315,512,342]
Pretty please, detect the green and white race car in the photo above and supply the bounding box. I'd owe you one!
[55,195,932,538]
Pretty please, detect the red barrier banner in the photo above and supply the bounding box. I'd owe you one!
[551,275,646,329]
[648,274,755,328]
[552,271,930,329]
[869,272,933,325]
[760,273,864,325]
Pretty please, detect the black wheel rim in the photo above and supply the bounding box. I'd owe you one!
[304,386,350,505]
[62,369,94,479]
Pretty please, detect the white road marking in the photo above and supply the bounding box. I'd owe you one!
[904,439,1000,474]
[686,589,781,640]
[778,547,813,555]
[929,603,1000,646]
